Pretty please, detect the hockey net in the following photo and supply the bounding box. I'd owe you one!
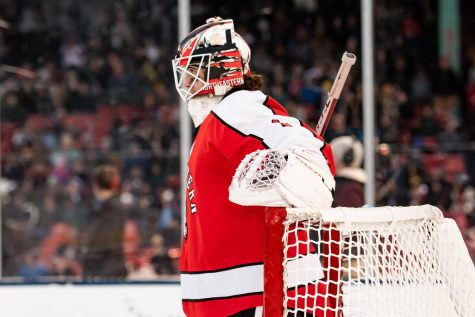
[264,205,475,317]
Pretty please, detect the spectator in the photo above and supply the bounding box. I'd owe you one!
[106,52,140,104]
[82,164,127,279]
[0,0,474,280]
[19,249,50,282]
[1,91,28,123]
[330,136,366,207]
[433,56,460,121]
[65,70,97,112]
[417,104,441,137]
[149,233,176,275]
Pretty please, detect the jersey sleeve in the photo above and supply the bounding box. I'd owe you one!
[212,90,333,172]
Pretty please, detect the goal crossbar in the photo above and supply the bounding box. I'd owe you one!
[287,204,443,223]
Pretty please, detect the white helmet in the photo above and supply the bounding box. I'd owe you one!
[172,17,251,126]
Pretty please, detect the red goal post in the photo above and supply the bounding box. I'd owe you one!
[264,205,475,317]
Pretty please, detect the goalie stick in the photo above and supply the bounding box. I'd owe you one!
[259,52,355,317]
[315,52,356,136]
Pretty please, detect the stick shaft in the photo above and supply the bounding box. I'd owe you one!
[315,52,356,135]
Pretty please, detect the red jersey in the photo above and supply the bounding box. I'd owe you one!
[181,90,335,317]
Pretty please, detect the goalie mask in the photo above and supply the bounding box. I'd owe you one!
[172,17,251,126]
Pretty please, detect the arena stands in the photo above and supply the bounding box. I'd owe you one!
[1,0,474,281]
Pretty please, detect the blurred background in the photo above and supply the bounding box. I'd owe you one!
[1,0,474,287]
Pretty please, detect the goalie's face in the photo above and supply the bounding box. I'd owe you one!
[183,65,206,93]
[173,55,211,101]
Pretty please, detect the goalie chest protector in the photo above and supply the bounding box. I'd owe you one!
[180,90,335,317]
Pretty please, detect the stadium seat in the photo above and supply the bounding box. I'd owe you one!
[26,114,53,132]
[124,219,140,264]
[1,122,20,153]
[445,154,466,182]
[39,223,76,268]
[64,114,96,132]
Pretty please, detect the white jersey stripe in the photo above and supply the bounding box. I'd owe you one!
[181,264,264,300]
[254,306,263,317]
[286,253,324,288]
[181,253,323,300]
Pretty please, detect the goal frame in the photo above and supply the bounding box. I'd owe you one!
[263,205,474,316]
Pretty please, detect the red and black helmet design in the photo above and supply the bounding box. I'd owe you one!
[172,17,251,101]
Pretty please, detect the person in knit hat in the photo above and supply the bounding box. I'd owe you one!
[330,136,366,207]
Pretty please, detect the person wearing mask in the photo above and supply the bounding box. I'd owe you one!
[173,17,336,316]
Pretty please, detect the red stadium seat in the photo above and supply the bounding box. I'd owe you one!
[64,114,96,131]
[124,219,140,265]
[95,105,145,144]
[422,153,466,182]
[1,122,20,153]
[39,222,76,268]
[445,154,466,182]
[421,153,443,175]
[25,114,53,132]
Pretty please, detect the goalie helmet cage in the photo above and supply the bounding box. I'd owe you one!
[264,205,475,317]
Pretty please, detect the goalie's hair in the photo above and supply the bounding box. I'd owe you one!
[225,72,264,97]
[242,73,264,91]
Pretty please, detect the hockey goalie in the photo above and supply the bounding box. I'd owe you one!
[173,16,336,317]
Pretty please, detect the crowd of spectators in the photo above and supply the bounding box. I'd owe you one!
[1,0,475,281]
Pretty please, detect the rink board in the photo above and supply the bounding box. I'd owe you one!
[0,281,184,317]
[0,281,461,316]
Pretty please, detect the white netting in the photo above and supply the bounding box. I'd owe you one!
[282,206,475,317]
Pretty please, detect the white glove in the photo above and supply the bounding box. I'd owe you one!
[229,149,289,207]
[276,148,335,209]
[229,148,334,209]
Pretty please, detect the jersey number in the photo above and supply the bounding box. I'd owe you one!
[272,119,293,127]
